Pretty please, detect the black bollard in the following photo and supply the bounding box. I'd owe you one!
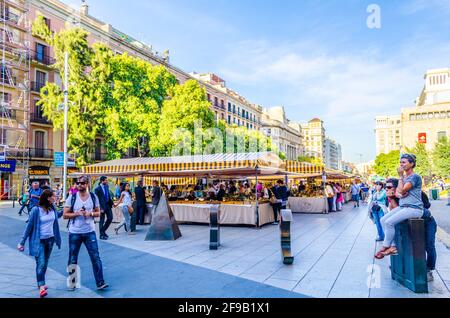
[210,204,220,250]
[280,209,294,265]
[391,219,428,293]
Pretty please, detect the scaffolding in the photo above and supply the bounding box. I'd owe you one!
[0,0,31,198]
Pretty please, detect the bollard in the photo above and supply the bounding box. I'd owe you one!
[390,219,428,293]
[280,209,294,265]
[210,204,220,250]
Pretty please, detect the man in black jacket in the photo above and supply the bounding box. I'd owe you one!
[95,176,114,240]
[151,180,162,215]
[134,180,147,225]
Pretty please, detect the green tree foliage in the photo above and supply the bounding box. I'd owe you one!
[406,142,432,178]
[432,137,450,177]
[374,150,400,178]
[32,16,274,164]
[33,16,176,164]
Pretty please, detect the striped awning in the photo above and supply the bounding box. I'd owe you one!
[82,152,285,175]
[285,160,323,175]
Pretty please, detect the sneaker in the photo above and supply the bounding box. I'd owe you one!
[376,237,384,242]
[427,271,434,282]
[67,286,77,292]
[128,232,136,236]
[273,222,279,225]
[97,283,109,290]
[39,288,48,298]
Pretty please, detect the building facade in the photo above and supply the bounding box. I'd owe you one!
[375,68,450,155]
[374,115,402,155]
[301,118,326,162]
[260,106,303,160]
[324,138,342,171]
[2,0,270,196]
[189,72,262,130]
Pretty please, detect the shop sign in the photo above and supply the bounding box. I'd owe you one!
[0,160,16,172]
[29,166,50,176]
[418,133,427,144]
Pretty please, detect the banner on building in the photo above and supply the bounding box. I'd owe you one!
[0,160,16,172]
[29,166,50,176]
[418,133,427,144]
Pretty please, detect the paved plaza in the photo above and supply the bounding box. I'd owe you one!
[0,200,449,298]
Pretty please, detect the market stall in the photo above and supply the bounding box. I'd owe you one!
[78,152,291,227]
[284,162,355,214]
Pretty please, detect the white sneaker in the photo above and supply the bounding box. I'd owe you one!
[427,271,434,282]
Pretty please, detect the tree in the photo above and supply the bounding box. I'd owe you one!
[155,80,215,156]
[374,150,400,178]
[406,142,432,178]
[432,137,450,178]
[33,16,177,164]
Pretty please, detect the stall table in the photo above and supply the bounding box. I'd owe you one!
[169,201,274,227]
[288,197,328,214]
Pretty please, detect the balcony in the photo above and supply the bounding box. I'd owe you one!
[31,51,56,66]
[1,12,19,25]
[29,148,54,159]
[30,113,51,125]
[30,81,46,93]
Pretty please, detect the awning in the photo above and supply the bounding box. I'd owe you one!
[285,160,323,175]
[81,152,285,175]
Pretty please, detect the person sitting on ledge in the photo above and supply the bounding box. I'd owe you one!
[375,154,424,259]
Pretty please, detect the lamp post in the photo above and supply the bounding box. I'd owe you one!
[63,52,69,200]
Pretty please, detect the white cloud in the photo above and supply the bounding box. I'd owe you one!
[217,39,450,161]
[402,0,450,15]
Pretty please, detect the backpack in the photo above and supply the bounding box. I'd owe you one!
[66,192,97,229]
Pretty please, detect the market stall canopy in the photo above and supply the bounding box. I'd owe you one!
[79,152,285,176]
[285,160,323,175]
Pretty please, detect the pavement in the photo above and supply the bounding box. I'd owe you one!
[432,197,450,248]
[1,201,450,298]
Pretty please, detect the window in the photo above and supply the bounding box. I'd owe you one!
[35,43,48,63]
[34,131,45,150]
[438,131,447,140]
[228,103,231,111]
[33,99,43,118]
[214,97,218,106]
[36,70,47,85]
[207,94,211,102]
[233,105,236,114]
[221,100,224,108]
[228,115,231,124]
[410,114,416,121]
[43,17,51,30]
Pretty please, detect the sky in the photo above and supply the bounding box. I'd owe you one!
[64,0,450,163]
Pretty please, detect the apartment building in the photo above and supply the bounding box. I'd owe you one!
[301,118,326,162]
[375,68,450,155]
[260,106,303,160]
[324,138,342,171]
[1,0,270,193]
[189,72,263,130]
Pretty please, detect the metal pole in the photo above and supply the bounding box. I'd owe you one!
[63,52,69,200]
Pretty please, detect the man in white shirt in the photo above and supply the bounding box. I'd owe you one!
[64,175,108,291]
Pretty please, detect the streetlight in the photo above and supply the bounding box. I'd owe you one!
[63,52,69,200]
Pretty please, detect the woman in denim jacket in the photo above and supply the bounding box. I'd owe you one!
[18,190,63,298]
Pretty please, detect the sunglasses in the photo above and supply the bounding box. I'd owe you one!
[77,182,87,185]
[386,186,394,190]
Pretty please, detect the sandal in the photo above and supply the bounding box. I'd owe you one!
[382,247,398,256]
[39,288,48,298]
[375,247,390,260]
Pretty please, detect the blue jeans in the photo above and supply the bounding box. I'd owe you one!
[372,207,385,240]
[68,232,105,287]
[423,210,437,271]
[35,237,55,288]
[117,206,131,232]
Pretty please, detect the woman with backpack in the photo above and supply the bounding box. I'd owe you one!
[17,190,63,298]
[114,183,135,235]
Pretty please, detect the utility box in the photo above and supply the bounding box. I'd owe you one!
[280,209,294,265]
[391,219,428,294]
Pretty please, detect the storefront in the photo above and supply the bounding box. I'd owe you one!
[28,166,51,187]
[0,160,16,200]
